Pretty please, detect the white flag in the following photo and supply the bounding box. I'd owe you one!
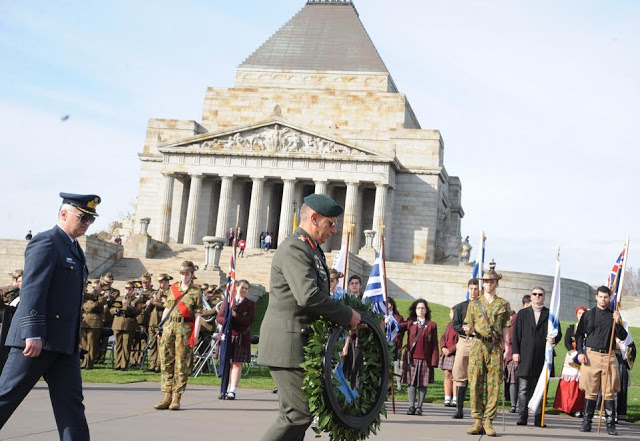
[528,256,561,413]
[332,245,347,288]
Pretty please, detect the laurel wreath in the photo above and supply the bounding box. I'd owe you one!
[301,296,392,441]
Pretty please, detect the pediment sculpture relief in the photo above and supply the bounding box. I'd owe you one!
[192,125,367,156]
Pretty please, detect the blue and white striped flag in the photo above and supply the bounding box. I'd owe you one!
[362,251,399,341]
[528,255,561,413]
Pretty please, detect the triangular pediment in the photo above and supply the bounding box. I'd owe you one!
[158,119,392,161]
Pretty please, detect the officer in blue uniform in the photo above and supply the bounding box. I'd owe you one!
[0,192,100,440]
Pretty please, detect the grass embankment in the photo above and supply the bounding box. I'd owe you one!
[81,295,639,422]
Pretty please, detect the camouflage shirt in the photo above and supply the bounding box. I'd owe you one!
[464,294,511,340]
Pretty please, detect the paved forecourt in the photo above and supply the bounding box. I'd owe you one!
[2,382,638,440]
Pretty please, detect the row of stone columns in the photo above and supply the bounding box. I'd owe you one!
[157,172,389,249]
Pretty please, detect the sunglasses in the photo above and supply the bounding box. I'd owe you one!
[316,214,337,228]
[69,211,96,224]
[531,292,545,297]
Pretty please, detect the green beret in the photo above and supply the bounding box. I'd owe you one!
[303,194,344,217]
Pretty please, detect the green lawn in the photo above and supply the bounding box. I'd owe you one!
[82,295,639,422]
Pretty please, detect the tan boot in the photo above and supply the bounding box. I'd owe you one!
[483,419,496,437]
[467,419,484,435]
[169,393,181,410]
[154,393,172,410]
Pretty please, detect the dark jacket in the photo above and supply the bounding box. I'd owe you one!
[511,306,562,377]
[452,299,470,336]
[6,226,87,354]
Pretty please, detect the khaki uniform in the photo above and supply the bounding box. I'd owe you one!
[464,295,511,421]
[130,290,151,365]
[160,283,202,395]
[80,291,106,369]
[147,289,167,371]
[97,287,119,364]
[258,227,353,441]
[110,296,142,369]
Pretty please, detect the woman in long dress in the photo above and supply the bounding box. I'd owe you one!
[553,305,587,417]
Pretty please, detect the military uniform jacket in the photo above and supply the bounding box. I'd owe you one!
[258,227,353,368]
[464,295,511,342]
[148,289,167,329]
[5,226,87,354]
[81,292,106,329]
[110,297,142,331]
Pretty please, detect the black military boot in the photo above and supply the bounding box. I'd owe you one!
[605,400,618,436]
[579,399,596,432]
[452,385,466,419]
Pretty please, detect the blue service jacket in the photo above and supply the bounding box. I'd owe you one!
[5,225,87,354]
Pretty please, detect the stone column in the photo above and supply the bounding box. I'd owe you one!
[215,175,235,237]
[157,173,174,242]
[278,178,296,245]
[314,179,328,195]
[372,183,388,250]
[246,177,265,249]
[342,181,359,247]
[139,218,151,235]
[183,174,203,245]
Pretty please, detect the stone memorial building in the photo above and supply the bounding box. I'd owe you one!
[135,0,464,264]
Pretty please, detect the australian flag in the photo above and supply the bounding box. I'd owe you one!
[218,251,236,398]
[607,247,626,311]
[362,251,399,342]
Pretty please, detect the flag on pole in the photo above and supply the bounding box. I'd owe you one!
[362,251,399,341]
[218,250,236,398]
[528,254,561,413]
[467,231,486,300]
[607,246,626,311]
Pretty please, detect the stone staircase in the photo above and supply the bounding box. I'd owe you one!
[107,244,278,294]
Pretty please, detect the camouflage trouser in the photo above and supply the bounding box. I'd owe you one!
[468,339,503,421]
[160,322,192,394]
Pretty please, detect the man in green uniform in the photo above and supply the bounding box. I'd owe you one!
[259,194,361,441]
[463,260,511,436]
[146,274,171,372]
[80,279,106,369]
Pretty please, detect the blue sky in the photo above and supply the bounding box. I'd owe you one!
[1,0,639,285]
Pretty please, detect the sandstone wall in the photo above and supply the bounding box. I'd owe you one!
[350,254,596,322]
[0,237,123,283]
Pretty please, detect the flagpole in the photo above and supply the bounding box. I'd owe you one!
[597,235,630,433]
[380,230,395,414]
[343,230,351,290]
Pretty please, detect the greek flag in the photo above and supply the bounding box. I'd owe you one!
[362,252,399,341]
[528,255,561,413]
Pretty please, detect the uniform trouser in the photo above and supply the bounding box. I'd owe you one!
[160,323,192,394]
[261,367,312,441]
[579,348,620,400]
[468,340,503,421]
[0,347,89,440]
[96,325,111,364]
[147,326,160,370]
[452,337,472,383]
[80,328,101,369]
[113,329,135,369]
[517,376,543,419]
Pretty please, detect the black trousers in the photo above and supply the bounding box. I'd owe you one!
[517,376,543,419]
[0,347,89,440]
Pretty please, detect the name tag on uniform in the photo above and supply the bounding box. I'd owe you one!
[66,257,77,265]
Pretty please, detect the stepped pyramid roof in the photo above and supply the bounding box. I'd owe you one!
[239,0,388,73]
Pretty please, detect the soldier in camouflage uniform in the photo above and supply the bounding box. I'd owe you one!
[146,274,171,372]
[154,261,202,411]
[463,260,511,437]
[80,279,106,369]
